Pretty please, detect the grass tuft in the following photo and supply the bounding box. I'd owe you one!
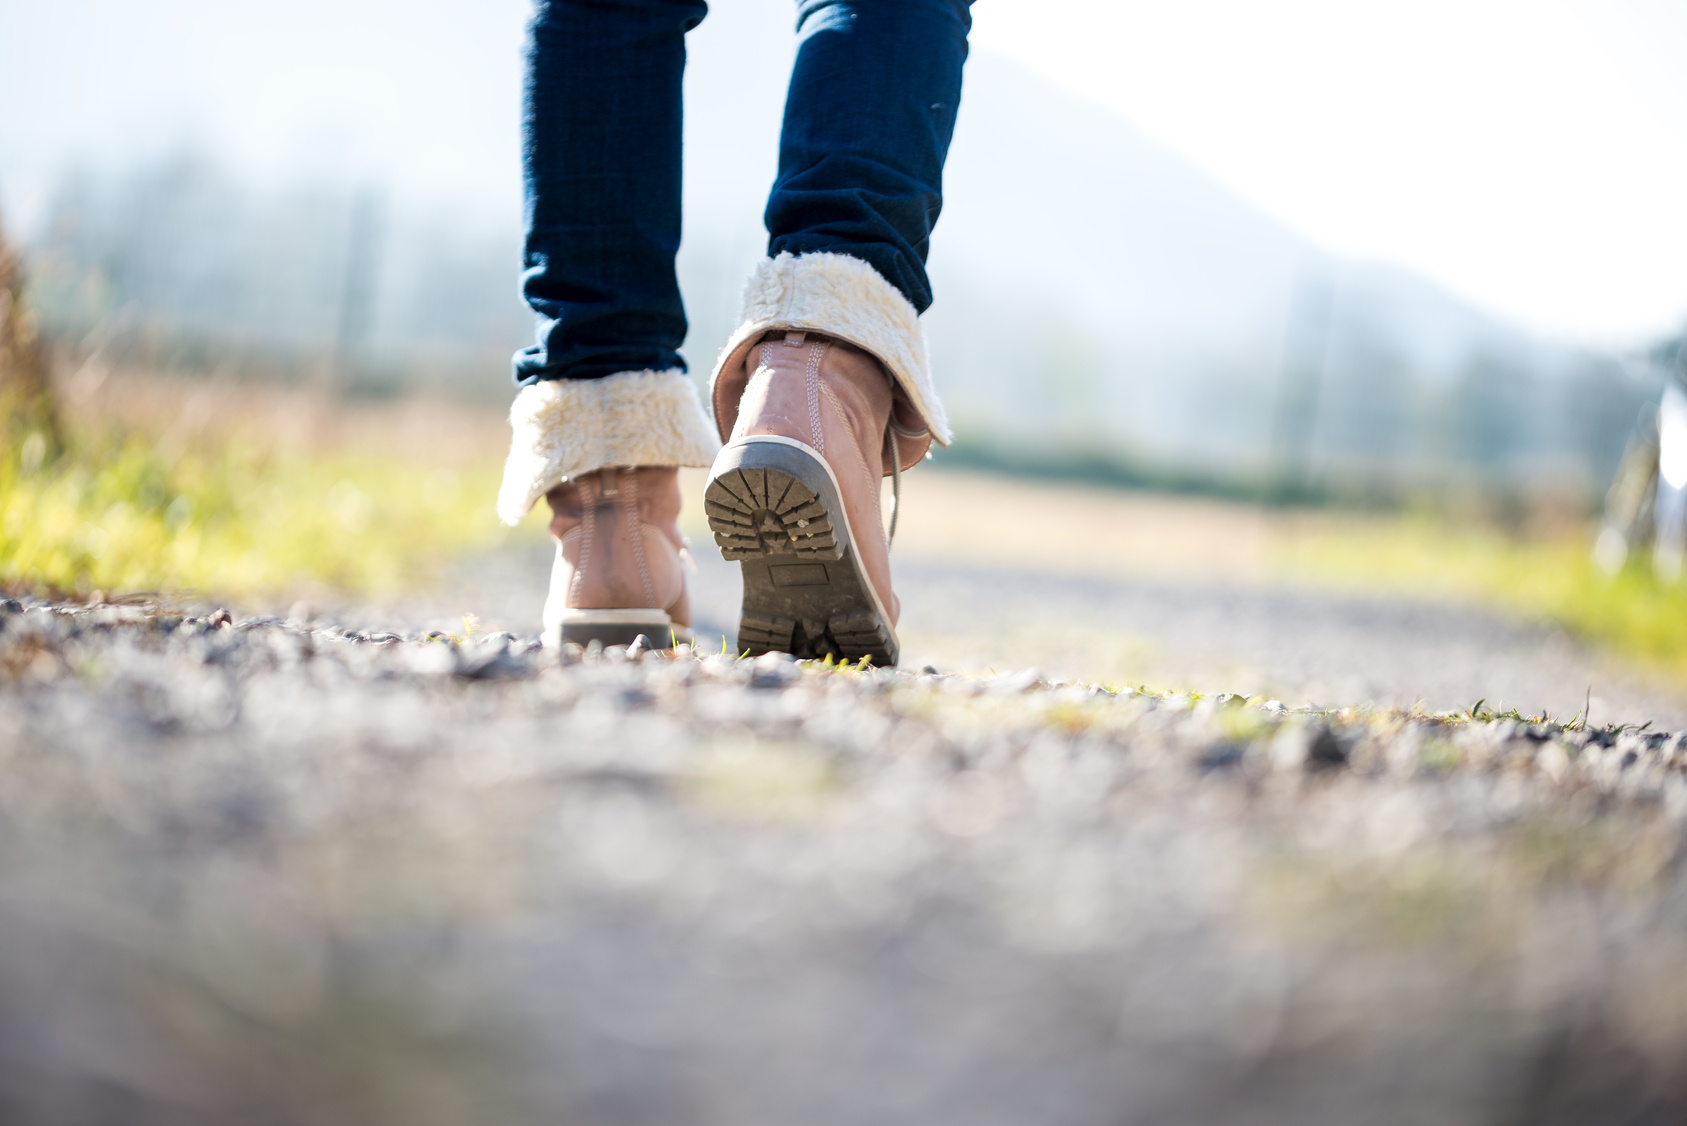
[1,407,519,603]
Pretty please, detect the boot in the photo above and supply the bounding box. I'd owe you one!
[541,465,692,649]
[495,368,721,648]
[706,331,931,665]
[704,252,954,667]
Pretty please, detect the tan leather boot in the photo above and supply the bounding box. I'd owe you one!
[704,331,928,665]
[541,466,692,649]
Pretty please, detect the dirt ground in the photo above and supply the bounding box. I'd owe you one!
[10,384,1687,1122]
[3,596,1687,1124]
[63,374,1687,726]
[383,467,1687,731]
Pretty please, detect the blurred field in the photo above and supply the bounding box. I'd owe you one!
[8,374,1687,1124]
[892,471,1687,687]
[7,372,1687,697]
[7,597,1687,1124]
[1,369,534,605]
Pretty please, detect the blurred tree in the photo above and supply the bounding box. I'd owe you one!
[1449,352,1531,471]
[1317,318,1412,497]
[1268,275,1332,500]
[1563,356,1652,500]
[0,211,60,456]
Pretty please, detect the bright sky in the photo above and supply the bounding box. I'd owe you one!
[2,0,1685,346]
[0,0,531,221]
[970,0,1687,345]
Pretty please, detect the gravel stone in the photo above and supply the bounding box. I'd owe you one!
[0,594,1685,1124]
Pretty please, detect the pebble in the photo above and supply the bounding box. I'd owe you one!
[0,594,1681,1123]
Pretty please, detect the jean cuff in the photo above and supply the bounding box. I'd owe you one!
[497,368,721,525]
[707,252,952,447]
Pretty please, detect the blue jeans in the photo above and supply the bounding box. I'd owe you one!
[513,0,974,385]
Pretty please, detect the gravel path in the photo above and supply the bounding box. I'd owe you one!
[394,542,1687,730]
[891,561,1687,729]
[4,594,1687,1124]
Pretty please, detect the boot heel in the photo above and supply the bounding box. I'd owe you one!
[705,438,899,666]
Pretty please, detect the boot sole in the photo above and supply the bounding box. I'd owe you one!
[550,610,692,651]
[704,437,899,666]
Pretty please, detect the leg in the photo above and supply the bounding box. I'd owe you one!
[702,0,973,666]
[500,0,721,649]
[515,0,708,385]
[768,0,973,315]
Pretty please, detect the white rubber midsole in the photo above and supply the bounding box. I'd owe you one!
[556,609,675,625]
[541,541,686,646]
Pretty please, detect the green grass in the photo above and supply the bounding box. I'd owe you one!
[1279,511,1687,683]
[1,410,522,603]
[8,393,1687,685]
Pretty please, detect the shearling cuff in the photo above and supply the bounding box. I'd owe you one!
[497,368,720,525]
[709,252,952,446]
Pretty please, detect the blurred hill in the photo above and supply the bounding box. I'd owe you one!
[927,54,1645,493]
[10,0,1659,507]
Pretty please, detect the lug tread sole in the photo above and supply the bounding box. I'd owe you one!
[705,467,839,561]
[705,449,897,666]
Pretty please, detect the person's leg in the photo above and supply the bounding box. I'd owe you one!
[703,0,973,665]
[767,0,973,316]
[515,0,706,385]
[499,0,721,649]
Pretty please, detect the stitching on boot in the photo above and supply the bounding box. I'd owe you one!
[818,379,887,547]
[572,474,596,606]
[624,471,656,609]
[732,346,775,443]
[805,342,827,456]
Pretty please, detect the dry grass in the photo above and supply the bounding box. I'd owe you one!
[2,367,537,605]
[9,368,1687,684]
[892,469,1687,684]
[59,364,514,467]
